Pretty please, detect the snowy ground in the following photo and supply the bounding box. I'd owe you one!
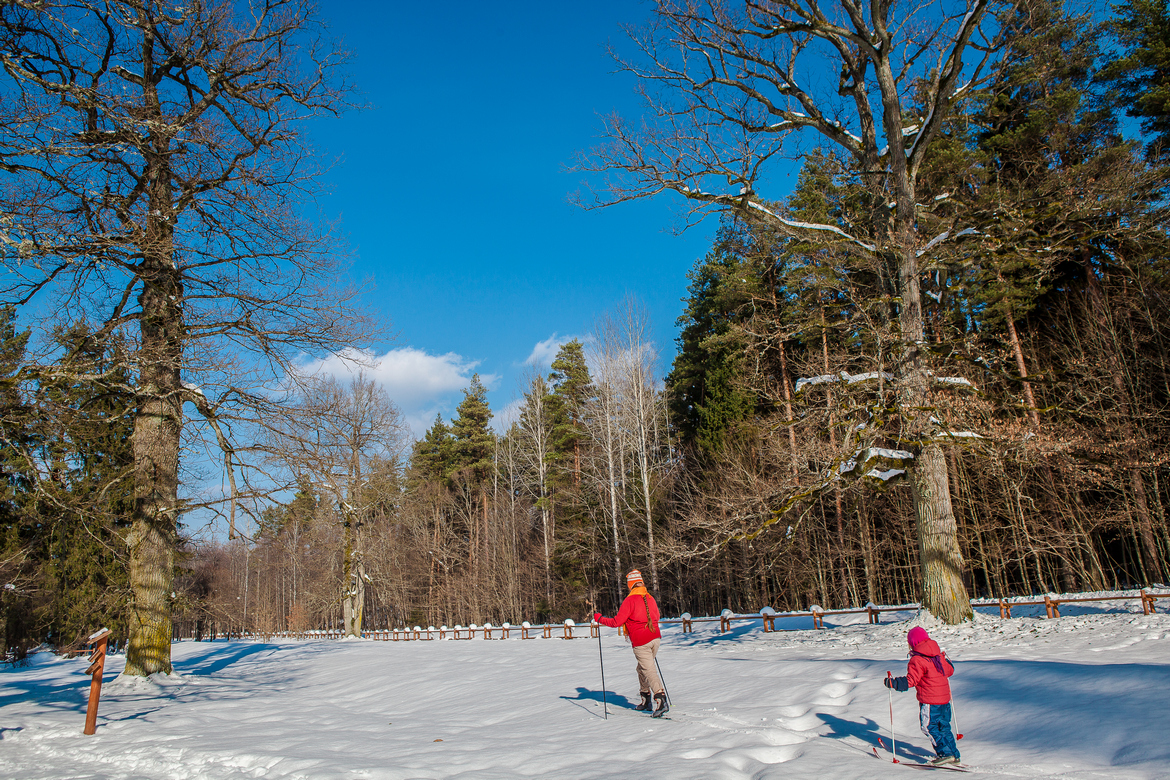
[2,597,1169,780]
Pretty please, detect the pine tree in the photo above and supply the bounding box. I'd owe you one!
[0,306,37,659]
[548,340,594,485]
[36,324,135,649]
[667,219,766,460]
[0,306,32,535]
[1100,0,1170,161]
[409,415,455,486]
[450,375,494,481]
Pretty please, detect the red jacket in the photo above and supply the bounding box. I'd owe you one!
[595,587,661,647]
[905,639,954,705]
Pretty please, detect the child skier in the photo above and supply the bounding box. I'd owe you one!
[593,570,668,717]
[884,626,960,766]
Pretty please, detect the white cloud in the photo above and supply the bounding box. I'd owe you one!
[524,333,587,368]
[493,397,525,433]
[297,347,499,438]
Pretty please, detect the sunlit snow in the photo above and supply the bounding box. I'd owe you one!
[2,597,1168,779]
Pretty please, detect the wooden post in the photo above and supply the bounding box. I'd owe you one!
[83,628,111,735]
[761,608,776,632]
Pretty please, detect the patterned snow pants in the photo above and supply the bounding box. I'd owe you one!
[920,702,960,759]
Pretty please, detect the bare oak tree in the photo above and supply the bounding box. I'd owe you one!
[579,0,1001,622]
[0,0,368,673]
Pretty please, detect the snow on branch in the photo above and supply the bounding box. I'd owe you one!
[917,227,979,257]
[794,370,894,393]
[932,375,975,389]
[747,202,877,252]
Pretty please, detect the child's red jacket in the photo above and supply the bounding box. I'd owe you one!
[902,638,955,704]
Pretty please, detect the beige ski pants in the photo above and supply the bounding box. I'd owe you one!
[632,638,663,695]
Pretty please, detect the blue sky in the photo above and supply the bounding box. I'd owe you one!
[302,1,717,436]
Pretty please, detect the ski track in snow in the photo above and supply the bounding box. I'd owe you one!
[2,602,1169,779]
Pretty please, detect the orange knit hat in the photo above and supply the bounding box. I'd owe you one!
[626,570,644,588]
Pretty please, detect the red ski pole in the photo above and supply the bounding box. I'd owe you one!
[952,695,963,740]
[887,671,899,763]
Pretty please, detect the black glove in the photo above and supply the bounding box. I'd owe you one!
[883,676,909,692]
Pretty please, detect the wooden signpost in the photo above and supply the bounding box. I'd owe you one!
[83,627,111,735]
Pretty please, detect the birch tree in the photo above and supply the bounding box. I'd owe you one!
[580,0,1001,622]
[593,301,673,595]
[515,372,555,608]
[0,0,366,672]
[586,340,628,603]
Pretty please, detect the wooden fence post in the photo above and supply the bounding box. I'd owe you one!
[83,628,111,735]
[719,609,732,632]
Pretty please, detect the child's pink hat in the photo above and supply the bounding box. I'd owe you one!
[907,626,930,647]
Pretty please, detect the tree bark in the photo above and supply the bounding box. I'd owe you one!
[125,26,182,672]
[125,228,181,675]
[912,445,971,622]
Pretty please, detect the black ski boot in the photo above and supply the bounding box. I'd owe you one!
[635,691,653,711]
[651,692,669,718]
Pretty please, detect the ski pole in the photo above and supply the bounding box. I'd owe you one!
[887,671,899,763]
[597,628,608,720]
[587,601,608,720]
[951,695,963,740]
[654,656,670,706]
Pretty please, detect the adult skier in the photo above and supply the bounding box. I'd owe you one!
[884,626,960,766]
[593,570,667,717]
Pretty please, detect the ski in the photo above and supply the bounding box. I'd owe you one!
[872,739,968,771]
[600,707,674,721]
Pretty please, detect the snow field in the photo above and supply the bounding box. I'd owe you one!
[1,600,1169,779]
